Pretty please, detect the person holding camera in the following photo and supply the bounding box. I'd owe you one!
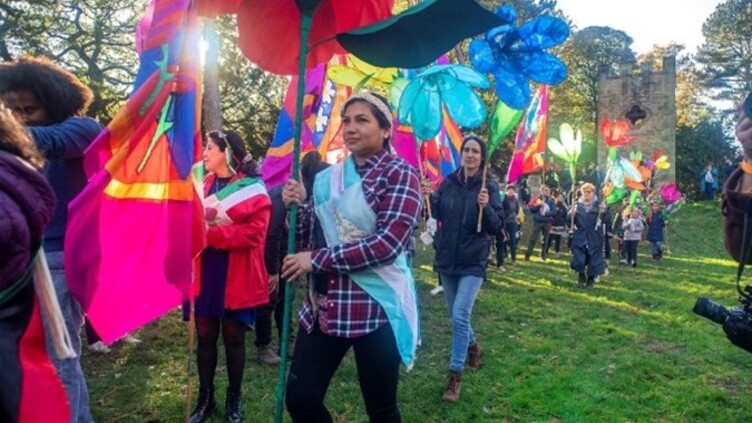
[692,93,752,353]
[723,92,752,262]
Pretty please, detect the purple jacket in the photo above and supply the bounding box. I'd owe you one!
[0,151,56,290]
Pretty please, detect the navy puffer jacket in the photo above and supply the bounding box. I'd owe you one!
[0,151,56,290]
[431,168,504,277]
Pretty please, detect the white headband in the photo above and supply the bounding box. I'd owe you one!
[343,92,393,131]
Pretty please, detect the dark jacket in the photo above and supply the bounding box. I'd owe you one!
[529,195,556,224]
[0,151,56,290]
[571,199,609,249]
[722,167,751,263]
[0,150,66,423]
[431,169,504,277]
[263,185,287,276]
[552,202,568,226]
[30,117,103,252]
[646,211,665,242]
[502,195,520,224]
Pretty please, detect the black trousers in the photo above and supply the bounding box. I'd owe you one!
[526,222,550,259]
[286,323,402,423]
[254,280,294,347]
[625,240,639,264]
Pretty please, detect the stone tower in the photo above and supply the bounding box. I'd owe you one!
[597,56,676,184]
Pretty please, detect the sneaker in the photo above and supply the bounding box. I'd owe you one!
[119,333,142,345]
[430,285,444,296]
[619,259,627,265]
[498,266,507,272]
[603,267,609,277]
[88,341,111,354]
[555,252,561,259]
[257,344,281,365]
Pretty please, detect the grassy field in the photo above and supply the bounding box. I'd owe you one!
[83,200,752,422]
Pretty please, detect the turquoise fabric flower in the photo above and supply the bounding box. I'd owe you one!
[396,64,489,140]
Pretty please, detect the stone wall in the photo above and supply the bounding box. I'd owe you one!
[596,56,676,184]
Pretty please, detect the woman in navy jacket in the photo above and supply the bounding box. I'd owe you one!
[569,183,610,287]
[421,135,504,402]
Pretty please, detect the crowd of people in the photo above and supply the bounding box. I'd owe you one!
[2,51,751,423]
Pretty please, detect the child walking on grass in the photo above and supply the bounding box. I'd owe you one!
[622,207,644,268]
[646,202,666,260]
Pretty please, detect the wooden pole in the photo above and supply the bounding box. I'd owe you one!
[477,164,488,232]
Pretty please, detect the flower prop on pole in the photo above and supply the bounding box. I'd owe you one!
[397,64,489,140]
[601,119,636,147]
[548,123,582,188]
[336,0,507,69]
[327,53,398,91]
[468,5,569,110]
[548,123,582,228]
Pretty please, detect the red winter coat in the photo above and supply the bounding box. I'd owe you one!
[193,173,271,310]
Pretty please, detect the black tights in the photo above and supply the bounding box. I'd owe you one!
[195,316,246,392]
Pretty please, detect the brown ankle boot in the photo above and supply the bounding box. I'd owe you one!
[467,343,482,371]
[442,371,462,402]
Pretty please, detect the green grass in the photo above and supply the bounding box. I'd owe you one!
[84,200,752,422]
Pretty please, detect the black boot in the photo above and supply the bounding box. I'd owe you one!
[577,272,586,286]
[226,389,244,423]
[189,387,216,423]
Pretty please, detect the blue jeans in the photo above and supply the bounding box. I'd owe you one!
[440,274,483,372]
[43,251,94,423]
[650,241,663,254]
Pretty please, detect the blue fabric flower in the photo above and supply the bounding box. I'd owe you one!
[469,6,569,110]
[396,64,489,140]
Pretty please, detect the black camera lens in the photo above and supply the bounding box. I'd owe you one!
[693,297,729,324]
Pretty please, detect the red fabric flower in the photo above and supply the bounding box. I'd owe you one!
[600,119,635,147]
[196,0,242,17]
[197,0,394,75]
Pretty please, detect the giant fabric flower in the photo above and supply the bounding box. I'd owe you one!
[609,155,642,188]
[601,119,635,147]
[468,5,569,110]
[397,64,489,140]
[548,123,582,165]
[659,183,682,205]
[327,54,398,91]
[195,0,394,75]
[548,123,582,185]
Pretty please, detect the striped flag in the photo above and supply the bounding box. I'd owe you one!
[64,0,205,343]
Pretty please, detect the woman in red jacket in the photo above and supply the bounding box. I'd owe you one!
[188,130,271,423]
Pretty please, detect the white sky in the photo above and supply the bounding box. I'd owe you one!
[555,0,723,55]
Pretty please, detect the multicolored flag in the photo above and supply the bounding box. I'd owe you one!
[261,57,349,188]
[506,84,549,184]
[64,0,205,344]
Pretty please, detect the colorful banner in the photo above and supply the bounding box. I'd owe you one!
[506,84,549,184]
[65,0,204,343]
[261,56,350,188]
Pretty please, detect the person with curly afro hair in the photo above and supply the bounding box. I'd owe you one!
[0,55,103,423]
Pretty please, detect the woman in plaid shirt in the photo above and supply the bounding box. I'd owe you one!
[281,92,421,423]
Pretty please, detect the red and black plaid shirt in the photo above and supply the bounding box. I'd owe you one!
[297,150,421,338]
